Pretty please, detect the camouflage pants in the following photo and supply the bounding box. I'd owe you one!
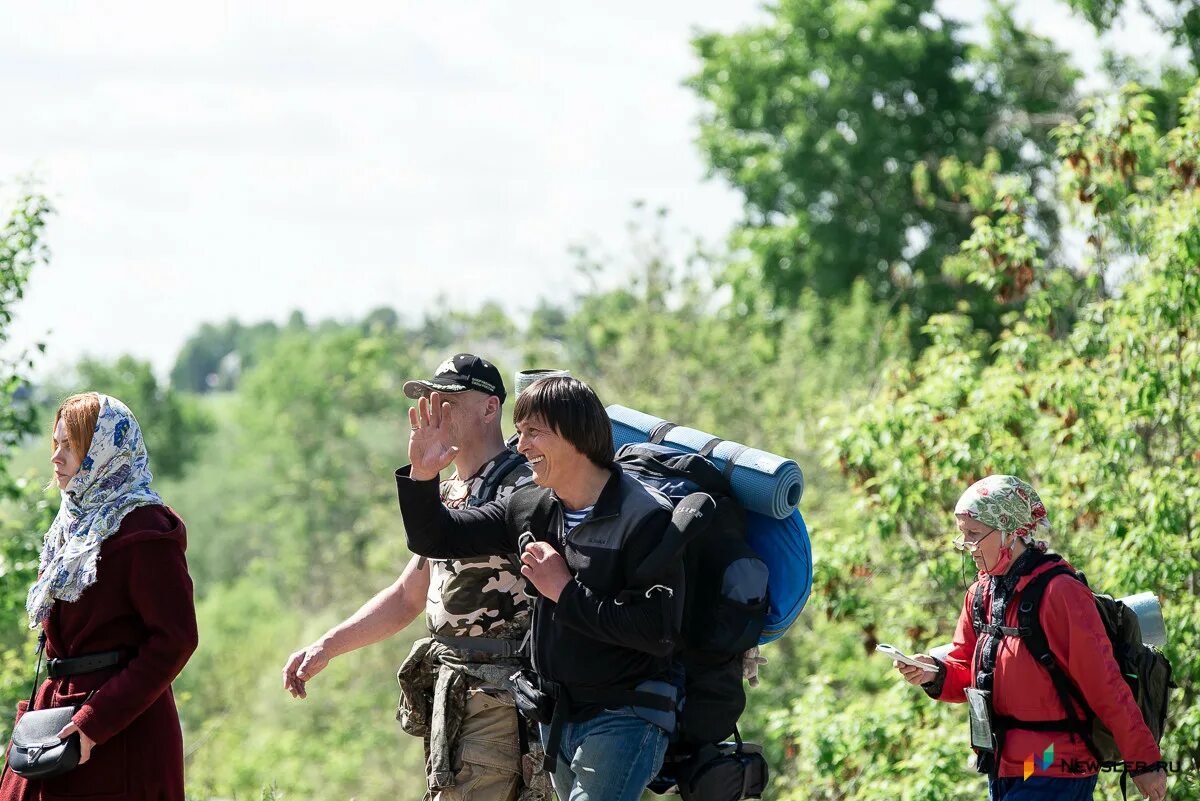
[397,638,551,801]
[430,690,551,801]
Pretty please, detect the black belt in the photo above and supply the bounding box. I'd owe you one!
[433,634,522,658]
[47,650,127,680]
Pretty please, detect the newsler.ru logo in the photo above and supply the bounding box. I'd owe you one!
[1061,759,1186,774]
[1024,745,1054,780]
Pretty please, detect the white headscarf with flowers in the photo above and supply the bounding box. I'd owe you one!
[954,474,1050,552]
[25,395,162,627]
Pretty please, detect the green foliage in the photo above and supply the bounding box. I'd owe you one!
[175,575,424,800]
[171,304,521,396]
[829,83,1200,797]
[688,0,1078,318]
[548,208,912,457]
[0,189,51,498]
[68,355,214,480]
[170,319,283,393]
[227,329,417,604]
[0,477,56,745]
[0,187,52,748]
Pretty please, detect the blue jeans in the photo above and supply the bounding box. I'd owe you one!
[988,774,1098,800]
[539,707,668,801]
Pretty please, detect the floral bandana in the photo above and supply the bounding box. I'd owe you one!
[954,474,1051,548]
[25,395,162,627]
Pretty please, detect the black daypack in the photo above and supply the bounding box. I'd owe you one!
[973,555,1173,765]
[616,442,770,800]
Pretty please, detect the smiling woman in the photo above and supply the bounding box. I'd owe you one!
[512,377,614,473]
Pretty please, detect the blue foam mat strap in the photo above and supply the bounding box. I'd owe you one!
[607,404,803,520]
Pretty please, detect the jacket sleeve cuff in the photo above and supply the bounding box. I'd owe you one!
[554,578,584,614]
[395,464,438,483]
[72,704,113,746]
[921,659,947,699]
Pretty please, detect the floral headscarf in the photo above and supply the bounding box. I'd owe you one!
[26,395,163,626]
[954,475,1050,551]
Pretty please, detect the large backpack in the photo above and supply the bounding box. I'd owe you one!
[616,442,771,800]
[975,555,1173,765]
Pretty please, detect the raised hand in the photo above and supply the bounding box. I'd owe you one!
[408,391,459,481]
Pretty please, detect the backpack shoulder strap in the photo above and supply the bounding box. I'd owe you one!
[471,449,527,507]
[1015,563,1079,668]
[1016,563,1100,753]
[971,578,989,634]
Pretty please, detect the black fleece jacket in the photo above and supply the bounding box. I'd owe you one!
[396,463,680,717]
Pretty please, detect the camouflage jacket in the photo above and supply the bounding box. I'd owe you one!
[427,449,534,641]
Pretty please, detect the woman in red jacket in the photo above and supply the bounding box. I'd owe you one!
[1,392,198,801]
[895,475,1167,801]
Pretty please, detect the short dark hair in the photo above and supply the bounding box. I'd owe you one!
[513,377,614,467]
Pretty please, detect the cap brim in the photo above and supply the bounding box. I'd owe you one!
[403,380,472,400]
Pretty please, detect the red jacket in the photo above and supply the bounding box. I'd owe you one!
[934,557,1160,778]
[1,505,198,801]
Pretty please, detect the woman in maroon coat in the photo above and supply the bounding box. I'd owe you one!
[1,393,198,801]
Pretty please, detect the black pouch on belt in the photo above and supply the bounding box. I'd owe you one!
[510,670,555,725]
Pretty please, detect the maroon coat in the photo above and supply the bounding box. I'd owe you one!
[1,505,198,801]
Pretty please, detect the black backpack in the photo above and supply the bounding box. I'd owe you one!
[974,555,1173,765]
[616,442,770,801]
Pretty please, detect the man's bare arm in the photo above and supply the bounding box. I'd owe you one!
[282,554,431,698]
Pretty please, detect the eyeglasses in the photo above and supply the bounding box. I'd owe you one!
[952,527,998,552]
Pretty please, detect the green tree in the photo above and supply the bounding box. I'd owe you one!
[0,186,52,744]
[815,84,1200,799]
[0,189,51,495]
[170,318,281,393]
[688,0,1078,320]
[224,328,418,602]
[72,355,214,479]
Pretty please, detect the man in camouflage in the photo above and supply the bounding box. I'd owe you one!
[282,354,549,801]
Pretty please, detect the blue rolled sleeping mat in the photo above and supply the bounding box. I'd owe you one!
[606,405,804,519]
[747,509,812,644]
[606,404,813,644]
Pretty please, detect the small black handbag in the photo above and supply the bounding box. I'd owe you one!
[8,706,81,779]
[4,632,83,781]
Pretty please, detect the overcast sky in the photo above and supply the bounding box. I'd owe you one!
[0,0,1173,377]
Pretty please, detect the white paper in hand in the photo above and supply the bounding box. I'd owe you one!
[876,643,933,670]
